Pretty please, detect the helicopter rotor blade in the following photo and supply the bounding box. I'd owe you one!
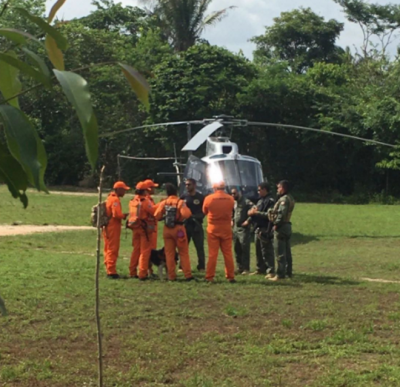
[247,122,397,148]
[99,120,204,139]
[182,121,224,151]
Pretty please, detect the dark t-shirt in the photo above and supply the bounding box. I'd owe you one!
[181,192,205,223]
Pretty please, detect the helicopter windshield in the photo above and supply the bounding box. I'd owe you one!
[207,159,263,194]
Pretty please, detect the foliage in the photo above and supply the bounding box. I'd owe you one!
[335,0,400,58]
[252,8,344,73]
[144,0,235,52]
[150,44,256,126]
[3,0,400,199]
[0,0,149,204]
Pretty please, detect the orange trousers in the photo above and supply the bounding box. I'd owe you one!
[205,232,235,281]
[129,230,152,279]
[163,226,192,280]
[103,221,121,275]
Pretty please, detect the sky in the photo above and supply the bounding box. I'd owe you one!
[45,0,400,59]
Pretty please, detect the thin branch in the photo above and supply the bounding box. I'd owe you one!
[0,83,42,105]
[95,165,106,387]
[0,0,12,18]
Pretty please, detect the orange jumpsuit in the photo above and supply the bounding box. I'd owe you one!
[154,196,193,280]
[103,193,125,275]
[147,196,159,276]
[203,190,235,281]
[128,195,156,279]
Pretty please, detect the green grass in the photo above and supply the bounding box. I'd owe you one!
[1,186,400,386]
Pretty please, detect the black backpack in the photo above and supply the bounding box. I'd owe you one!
[164,200,181,228]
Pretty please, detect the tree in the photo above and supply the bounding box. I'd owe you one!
[20,2,172,186]
[252,8,344,73]
[0,0,45,35]
[143,0,235,52]
[335,0,400,59]
[79,0,148,41]
[0,0,149,206]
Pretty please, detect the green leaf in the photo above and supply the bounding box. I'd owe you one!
[15,8,68,50]
[0,295,7,317]
[0,52,51,87]
[119,63,150,109]
[48,0,67,23]
[0,51,22,108]
[0,141,28,207]
[0,28,38,45]
[53,70,98,168]
[0,105,48,192]
[45,35,64,70]
[22,48,51,81]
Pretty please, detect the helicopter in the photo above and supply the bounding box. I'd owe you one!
[107,114,396,198]
[178,115,263,200]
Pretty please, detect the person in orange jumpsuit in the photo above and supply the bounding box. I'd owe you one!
[202,181,236,283]
[143,179,159,250]
[128,181,156,281]
[103,181,130,279]
[154,183,195,281]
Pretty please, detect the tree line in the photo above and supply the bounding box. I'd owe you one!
[2,0,400,202]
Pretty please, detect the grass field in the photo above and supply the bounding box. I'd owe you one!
[1,186,400,386]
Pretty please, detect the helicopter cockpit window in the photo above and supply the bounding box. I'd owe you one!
[237,160,263,186]
[207,160,263,189]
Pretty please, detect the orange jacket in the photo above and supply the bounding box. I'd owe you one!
[203,190,234,233]
[106,193,125,222]
[154,195,192,223]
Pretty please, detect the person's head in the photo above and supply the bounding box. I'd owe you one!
[143,179,159,195]
[277,180,290,196]
[212,181,225,191]
[165,183,177,197]
[113,181,130,197]
[231,187,241,201]
[135,181,148,196]
[185,178,196,194]
[257,182,270,198]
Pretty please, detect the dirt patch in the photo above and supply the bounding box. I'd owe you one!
[361,277,400,284]
[0,225,92,237]
[33,190,98,197]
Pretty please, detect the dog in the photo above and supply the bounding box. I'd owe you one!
[150,247,179,280]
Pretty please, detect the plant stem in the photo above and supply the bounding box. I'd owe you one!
[95,165,105,387]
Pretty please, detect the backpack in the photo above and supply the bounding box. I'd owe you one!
[91,202,109,227]
[164,200,181,228]
[127,198,147,230]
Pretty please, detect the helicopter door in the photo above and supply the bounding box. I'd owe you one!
[180,155,209,196]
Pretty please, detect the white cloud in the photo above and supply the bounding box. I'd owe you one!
[46,0,400,58]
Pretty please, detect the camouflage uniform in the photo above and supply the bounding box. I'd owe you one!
[250,194,275,274]
[232,195,254,272]
[268,194,295,278]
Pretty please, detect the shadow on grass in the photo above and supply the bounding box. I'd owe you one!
[294,273,360,286]
[291,233,319,247]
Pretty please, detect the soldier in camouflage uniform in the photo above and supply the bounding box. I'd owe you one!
[231,188,254,274]
[267,180,295,281]
[248,182,276,277]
